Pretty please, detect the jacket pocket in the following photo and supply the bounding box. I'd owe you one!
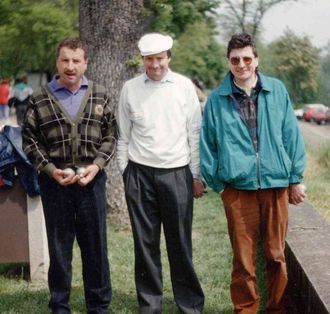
[262,145,292,180]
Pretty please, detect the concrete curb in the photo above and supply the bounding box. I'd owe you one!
[286,202,330,314]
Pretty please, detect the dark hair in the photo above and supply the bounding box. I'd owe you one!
[227,33,258,58]
[15,75,28,84]
[56,36,88,59]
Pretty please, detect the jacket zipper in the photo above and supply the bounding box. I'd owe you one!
[230,93,261,188]
[256,151,261,188]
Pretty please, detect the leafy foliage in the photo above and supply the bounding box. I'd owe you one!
[261,30,320,106]
[145,0,220,37]
[171,21,226,88]
[144,0,224,88]
[0,0,77,78]
[0,0,224,88]
[319,42,330,105]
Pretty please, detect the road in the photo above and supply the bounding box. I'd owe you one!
[298,120,330,149]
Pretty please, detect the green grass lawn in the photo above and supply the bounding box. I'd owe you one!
[1,144,328,313]
[304,144,330,221]
[0,191,235,313]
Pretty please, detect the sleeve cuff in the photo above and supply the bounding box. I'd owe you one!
[41,163,56,178]
[93,157,107,170]
[192,174,201,180]
[289,175,303,184]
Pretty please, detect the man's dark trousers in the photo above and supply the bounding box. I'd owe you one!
[123,161,204,314]
[39,171,112,314]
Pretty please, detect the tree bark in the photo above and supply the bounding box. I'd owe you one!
[79,0,146,226]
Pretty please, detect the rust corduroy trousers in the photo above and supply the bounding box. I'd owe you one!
[221,187,289,314]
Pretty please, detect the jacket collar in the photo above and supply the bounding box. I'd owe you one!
[217,72,272,96]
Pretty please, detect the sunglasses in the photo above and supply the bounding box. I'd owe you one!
[229,56,253,66]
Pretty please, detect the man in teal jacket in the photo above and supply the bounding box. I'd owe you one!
[200,33,306,313]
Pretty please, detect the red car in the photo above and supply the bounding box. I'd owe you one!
[303,104,330,124]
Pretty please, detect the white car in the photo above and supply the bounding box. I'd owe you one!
[294,108,304,120]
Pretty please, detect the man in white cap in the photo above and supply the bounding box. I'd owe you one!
[117,33,205,313]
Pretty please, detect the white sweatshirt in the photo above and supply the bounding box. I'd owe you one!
[116,70,201,178]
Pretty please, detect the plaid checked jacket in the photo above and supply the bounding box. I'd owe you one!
[22,81,117,177]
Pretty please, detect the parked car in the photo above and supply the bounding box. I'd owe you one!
[302,104,330,124]
[313,107,330,125]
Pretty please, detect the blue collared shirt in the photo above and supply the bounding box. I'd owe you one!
[47,75,89,119]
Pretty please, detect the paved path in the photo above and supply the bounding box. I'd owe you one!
[299,120,330,150]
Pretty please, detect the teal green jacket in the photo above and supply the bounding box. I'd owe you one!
[200,72,306,192]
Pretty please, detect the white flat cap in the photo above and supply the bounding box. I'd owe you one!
[138,33,173,56]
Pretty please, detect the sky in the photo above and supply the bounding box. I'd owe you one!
[262,0,330,49]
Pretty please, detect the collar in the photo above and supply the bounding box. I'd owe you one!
[218,72,265,96]
[143,69,175,84]
[233,76,258,96]
[49,75,89,92]
[231,73,261,96]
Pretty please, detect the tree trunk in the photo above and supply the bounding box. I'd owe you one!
[79,0,146,226]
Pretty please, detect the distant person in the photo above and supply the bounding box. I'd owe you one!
[0,79,11,123]
[117,33,205,313]
[10,76,33,125]
[200,33,306,313]
[22,36,116,314]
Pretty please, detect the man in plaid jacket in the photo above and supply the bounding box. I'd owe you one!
[22,37,116,314]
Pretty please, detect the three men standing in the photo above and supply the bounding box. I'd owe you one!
[23,37,116,313]
[200,33,306,313]
[117,33,205,314]
[22,31,307,314]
